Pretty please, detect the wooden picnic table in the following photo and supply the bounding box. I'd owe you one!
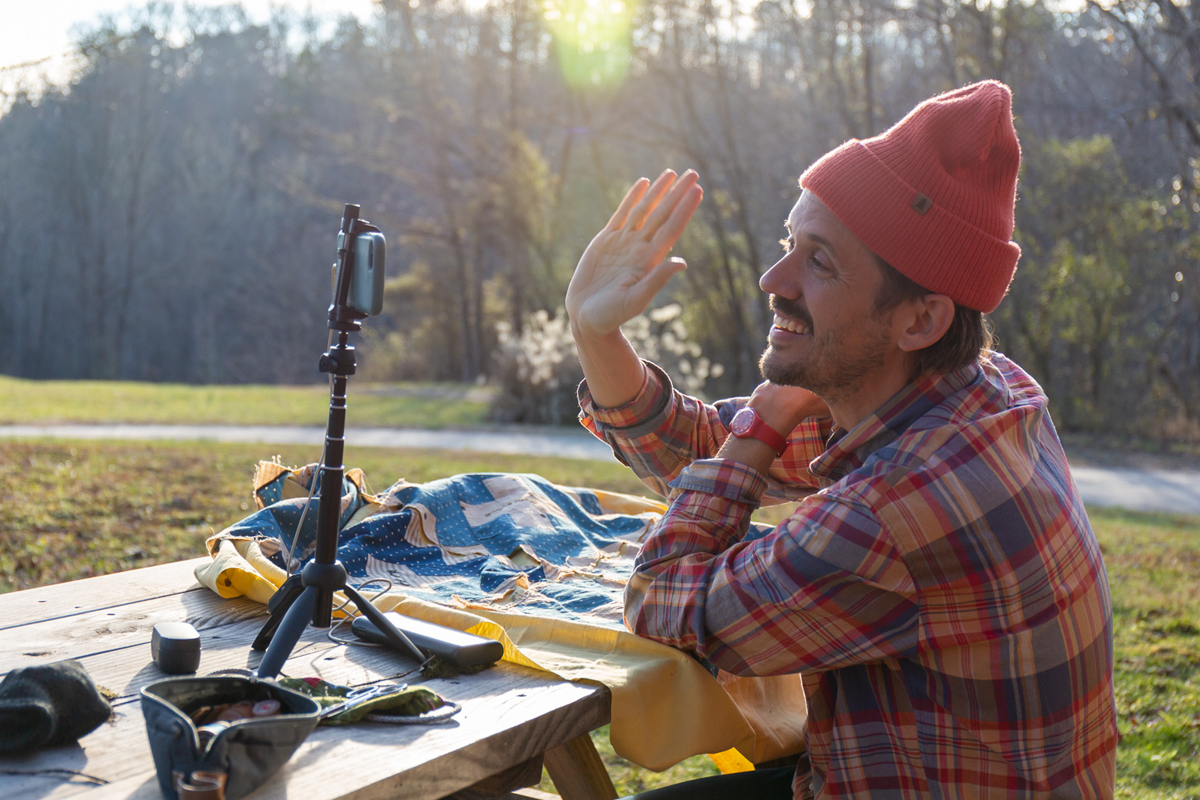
[0,558,619,800]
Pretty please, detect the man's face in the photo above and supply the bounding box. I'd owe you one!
[758,191,905,404]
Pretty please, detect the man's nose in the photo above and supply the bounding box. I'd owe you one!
[760,257,797,297]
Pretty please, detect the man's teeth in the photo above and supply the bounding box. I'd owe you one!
[774,314,811,334]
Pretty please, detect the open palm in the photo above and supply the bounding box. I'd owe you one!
[566,170,703,337]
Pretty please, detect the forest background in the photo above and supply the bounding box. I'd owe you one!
[1,0,1198,438]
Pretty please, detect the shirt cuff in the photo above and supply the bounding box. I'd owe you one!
[668,458,769,507]
[578,360,671,431]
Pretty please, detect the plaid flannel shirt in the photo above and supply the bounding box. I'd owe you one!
[579,354,1118,799]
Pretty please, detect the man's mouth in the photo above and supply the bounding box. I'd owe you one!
[773,314,812,335]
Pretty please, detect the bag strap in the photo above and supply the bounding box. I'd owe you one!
[174,770,228,800]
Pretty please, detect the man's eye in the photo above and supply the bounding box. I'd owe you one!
[809,255,831,272]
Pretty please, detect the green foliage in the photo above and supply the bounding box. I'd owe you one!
[359,127,564,383]
[998,135,1191,435]
[672,189,775,393]
[356,264,502,383]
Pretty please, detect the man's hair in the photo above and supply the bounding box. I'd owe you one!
[873,255,993,380]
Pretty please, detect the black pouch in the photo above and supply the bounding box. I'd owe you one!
[141,676,321,800]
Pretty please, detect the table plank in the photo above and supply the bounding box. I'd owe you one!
[0,559,209,629]
[0,584,270,678]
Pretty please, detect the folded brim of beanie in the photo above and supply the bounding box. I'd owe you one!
[803,141,1019,314]
[0,697,57,753]
[0,660,112,754]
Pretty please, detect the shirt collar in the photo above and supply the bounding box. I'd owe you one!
[809,362,985,482]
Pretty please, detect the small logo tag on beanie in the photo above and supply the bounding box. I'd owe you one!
[910,193,933,215]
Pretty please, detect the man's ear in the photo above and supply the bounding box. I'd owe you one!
[897,293,955,353]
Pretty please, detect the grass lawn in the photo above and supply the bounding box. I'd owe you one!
[0,375,492,428]
[2,439,1198,796]
[1095,506,1200,797]
[0,440,649,591]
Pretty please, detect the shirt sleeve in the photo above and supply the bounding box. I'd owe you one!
[624,458,920,677]
[578,360,832,501]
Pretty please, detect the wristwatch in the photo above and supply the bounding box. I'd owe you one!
[729,407,788,456]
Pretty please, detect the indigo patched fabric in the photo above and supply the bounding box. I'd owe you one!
[226,465,680,626]
[195,464,809,772]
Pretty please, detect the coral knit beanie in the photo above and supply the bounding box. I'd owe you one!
[800,80,1021,313]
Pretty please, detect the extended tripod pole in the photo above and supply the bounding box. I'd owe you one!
[252,205,425,678]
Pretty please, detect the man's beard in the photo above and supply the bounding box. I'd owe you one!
[759,294,892,402]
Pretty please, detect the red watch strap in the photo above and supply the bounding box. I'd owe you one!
[731,407,788,456]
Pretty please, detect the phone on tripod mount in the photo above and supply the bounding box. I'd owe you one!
[327,205,385,327]
[253,204,438,677]
[335,229,385,318]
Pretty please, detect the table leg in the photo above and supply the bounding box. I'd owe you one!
[542,733,618,800]
[443,754,545,799]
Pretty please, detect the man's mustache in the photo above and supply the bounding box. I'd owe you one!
[769,295,813,329]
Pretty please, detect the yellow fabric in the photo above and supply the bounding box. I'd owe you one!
[589,489,669,516]
[194,489,807,772]
[707,748,756,774]
[194,536,285,605]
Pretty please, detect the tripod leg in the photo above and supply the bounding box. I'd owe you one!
[342,585,427,664]
[252,573,306,651]
[256,586,319,679]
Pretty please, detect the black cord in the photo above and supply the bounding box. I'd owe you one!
[0,768,109,785]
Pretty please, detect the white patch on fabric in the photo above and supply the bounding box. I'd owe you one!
[362,557,460,588]
[462,475,575,532]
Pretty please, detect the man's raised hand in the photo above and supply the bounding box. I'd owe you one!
[566,170,703,338]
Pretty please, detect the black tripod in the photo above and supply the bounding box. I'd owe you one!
[253,204,425,678]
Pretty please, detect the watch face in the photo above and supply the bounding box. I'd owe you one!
[730,407,756,436]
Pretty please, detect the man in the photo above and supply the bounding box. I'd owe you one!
[566,81,1118,798]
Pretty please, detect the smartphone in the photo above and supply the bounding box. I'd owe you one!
[334,230,386,318]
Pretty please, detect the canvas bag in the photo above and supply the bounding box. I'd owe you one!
[141,675,321,800]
